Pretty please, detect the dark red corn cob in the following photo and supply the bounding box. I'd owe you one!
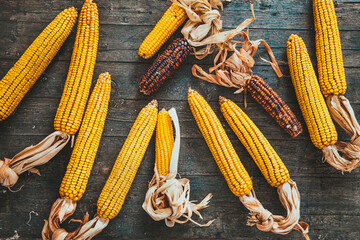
[247,75,303,137]
[139,38,191,95]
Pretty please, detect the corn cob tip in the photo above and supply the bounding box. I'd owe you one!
[218,96,227,104]
[188,88,195,94]
[139,88,150,95]
[66,6,77,13]
[99,71,111,77]
[287,34,301,43]
[160,108,167,112]
[139,53,148,59]
[98,72,112,84]
[251,75,262,81]
[149,99,158,108]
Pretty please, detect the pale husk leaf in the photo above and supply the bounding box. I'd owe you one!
[69,216,109,240]
[171,0,223,59]
[240,181,309,239]
[42,198,89,240]
[192,30,283,97]
[322,95,360,171]
[143,108,214,227]
[327,95,360,141]
[0,131,70,187]
[143,170,214,227]
[322,144,360,172]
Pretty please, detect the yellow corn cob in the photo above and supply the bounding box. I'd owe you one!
[218,97,310,238]
[54,0,99,135]
[156,109,174,176]
[97,100,158,220]
[138,3,187,59]
[287,34,337,149]
[188,89,252,196]
[219,97,290,188]
[0,7,77,121]
[313,0,346,97]
[59,73,111,202]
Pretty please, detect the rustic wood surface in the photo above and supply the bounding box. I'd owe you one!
[0,0,359,239]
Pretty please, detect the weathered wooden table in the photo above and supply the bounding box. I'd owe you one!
[0,0,359,239]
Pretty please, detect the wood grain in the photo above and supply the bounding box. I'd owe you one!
[0,0,359,239]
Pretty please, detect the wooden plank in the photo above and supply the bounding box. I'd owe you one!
[0,60,359,105]
[0,153,359,239]
[0,24,359,61]
[0,97,358,141]
[1,30,360,65]
[0,0,359,30]
[2,134,360,180]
